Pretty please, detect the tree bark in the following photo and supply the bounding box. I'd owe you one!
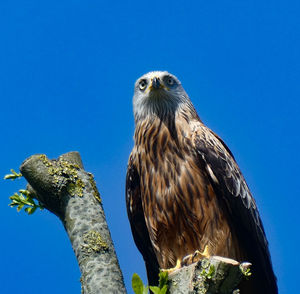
[20,151,127,294]
[19,151,250,294]
[167,256,251,294]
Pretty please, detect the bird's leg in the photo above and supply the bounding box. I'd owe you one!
[181,245,210,266]
[161,246,210,273]
[161,259,182,274]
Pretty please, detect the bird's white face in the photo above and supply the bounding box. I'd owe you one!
[135,71,181,94]
[133,71,191,122]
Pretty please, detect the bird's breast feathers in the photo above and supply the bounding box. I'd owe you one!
[131,115,237,268]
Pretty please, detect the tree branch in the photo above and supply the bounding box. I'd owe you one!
[168,256,251,294]
[20,152,127,294]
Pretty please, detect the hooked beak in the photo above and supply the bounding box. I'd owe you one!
[151,77,161,89]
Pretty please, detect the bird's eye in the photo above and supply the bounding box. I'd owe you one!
[166,76,175,86]
[139,79,147,91]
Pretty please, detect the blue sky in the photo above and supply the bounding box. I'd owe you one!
[1,1,299,293]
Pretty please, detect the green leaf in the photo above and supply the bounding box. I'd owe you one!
[17,204,24,212]
[9,193,20,201]
[148,271,169,294]
[132,273,148,294]
[4,169,22,180]
[26,198,35,206]
[149,286,160,294]
[8,190,43,214]
[18,193,26,201]
[160,285,168,294]
[132,271,169,294]
[158,271,168,289]
[9,202,18,207]
[24,207,31,214]
[19,189,30,196]
[149,285,168,294]
[25,206,37,215]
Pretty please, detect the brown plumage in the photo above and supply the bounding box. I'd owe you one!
[126,71,277,293]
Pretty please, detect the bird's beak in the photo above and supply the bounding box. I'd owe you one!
[148,76,167,93]
[148,77,166,93]
[151,77,161,89]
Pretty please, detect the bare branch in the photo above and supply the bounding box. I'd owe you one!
[168,256,251,294]
[20,152,127,294]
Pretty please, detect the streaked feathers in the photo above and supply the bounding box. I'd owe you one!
[126,71,277,293]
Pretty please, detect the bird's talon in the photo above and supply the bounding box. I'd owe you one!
[182,246,211,266]
[161,259,181,274]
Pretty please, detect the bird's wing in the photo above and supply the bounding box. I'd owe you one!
[126,153,159,286]
[193,122,277,293]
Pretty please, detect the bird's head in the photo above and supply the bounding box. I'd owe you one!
[133,71,196,123]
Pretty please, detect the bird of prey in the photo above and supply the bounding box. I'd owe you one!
[126,71,277,293]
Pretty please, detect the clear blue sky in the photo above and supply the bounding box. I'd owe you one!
[1,1,299,293]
